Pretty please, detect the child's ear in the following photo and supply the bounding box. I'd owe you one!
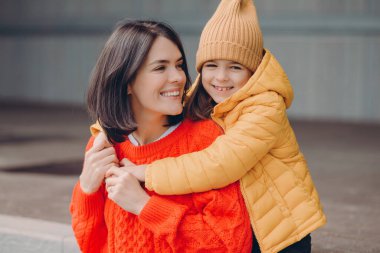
[127,85,132,95]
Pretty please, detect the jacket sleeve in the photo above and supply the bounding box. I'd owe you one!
[90,121,102,136]
[69,136,108,253]
[145,92,286,194]
[138,186,252,252]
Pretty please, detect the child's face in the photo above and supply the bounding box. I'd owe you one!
[129,36,186,120]
[201,60,252,104]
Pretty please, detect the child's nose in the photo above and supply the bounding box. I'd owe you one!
[215,68,229,81]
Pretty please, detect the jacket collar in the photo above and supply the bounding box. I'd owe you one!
[211,49,294,116]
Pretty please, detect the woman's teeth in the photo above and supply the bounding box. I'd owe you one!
[161,91,180,97]
[212,85,233,91]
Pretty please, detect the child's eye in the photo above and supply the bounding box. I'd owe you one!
[204,63,217,68]
[176,62,184,70]
[231,65,242,70]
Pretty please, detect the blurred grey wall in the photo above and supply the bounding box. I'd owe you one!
[0,0,379,122]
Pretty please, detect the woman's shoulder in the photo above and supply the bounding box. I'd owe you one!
[183,118,221,132]
[182,118,223,145]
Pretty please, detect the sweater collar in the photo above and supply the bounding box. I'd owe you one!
[117,119,191,161]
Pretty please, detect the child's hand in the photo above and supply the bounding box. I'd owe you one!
[115,158,146,182]
[80,132,119,194]
[105,167,150,215]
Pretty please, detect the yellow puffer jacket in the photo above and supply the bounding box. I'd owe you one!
[90,50,326,253]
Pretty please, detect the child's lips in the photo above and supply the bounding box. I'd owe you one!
[211,84,233,92]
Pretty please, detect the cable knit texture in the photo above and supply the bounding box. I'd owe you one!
[71,119,252,253]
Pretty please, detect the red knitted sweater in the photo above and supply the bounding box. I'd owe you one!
[70,119,252,253]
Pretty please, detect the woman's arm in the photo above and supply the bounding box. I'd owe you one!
[70,183,108,253]
[70,134,118,252]
[145,92,286,194]
[104,164,252,252]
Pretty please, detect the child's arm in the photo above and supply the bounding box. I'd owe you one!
[145,92,287,194]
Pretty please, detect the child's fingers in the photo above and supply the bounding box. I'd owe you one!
[120,158,135,167]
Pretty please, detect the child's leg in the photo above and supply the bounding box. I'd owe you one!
[251,234,311,253]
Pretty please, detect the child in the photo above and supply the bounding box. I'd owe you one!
[92,1,327,252]
[71,19,252,252]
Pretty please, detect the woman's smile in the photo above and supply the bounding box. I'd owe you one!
[160,88,182,98]
[129,36,186,117]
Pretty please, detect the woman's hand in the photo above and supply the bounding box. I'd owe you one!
[80,132,119,194]
[105,166,150,215]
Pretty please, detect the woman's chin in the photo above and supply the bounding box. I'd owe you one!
[166,107,183,116]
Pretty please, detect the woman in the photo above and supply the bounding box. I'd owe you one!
[70,19,252,253]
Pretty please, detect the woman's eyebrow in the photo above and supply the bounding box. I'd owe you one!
[148,59,169,66]
[149,57,183,66]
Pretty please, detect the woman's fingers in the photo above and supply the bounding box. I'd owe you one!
[100,153,119,167]
[106,172,150,215]
[105,175,117,188]
[92,146,115,159]
[105,166,123,178]
[92,132,112,152]
[86,147,117,168]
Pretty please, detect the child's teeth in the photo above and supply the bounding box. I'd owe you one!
[214,86,231,91]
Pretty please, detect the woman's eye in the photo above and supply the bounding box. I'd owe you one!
[154,66,165,71]
[176,63,184,69]
[204,63,217,68]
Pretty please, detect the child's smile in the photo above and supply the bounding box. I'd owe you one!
[211,84,234,92]
[201,60,252,104]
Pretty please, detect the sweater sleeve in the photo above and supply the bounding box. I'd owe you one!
[145,92,286,194]
[69,137,108,253]
[138,185,252,252]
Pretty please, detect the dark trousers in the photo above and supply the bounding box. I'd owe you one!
[251,234,311,253]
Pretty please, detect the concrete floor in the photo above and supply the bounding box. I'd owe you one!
[0,102,379,253]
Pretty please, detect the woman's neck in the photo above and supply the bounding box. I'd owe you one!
[132,113,169,145]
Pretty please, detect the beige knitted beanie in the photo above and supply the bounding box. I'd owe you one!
[196,0,263,73]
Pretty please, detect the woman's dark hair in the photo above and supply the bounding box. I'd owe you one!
[87,19,191,143]
[185,76,215,121]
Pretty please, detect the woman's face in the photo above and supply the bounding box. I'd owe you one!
[201,60,252,104]
[129,36,186,120]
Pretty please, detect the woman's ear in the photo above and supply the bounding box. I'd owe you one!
[127,85,132,95]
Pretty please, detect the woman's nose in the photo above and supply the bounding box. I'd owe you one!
[169,68,185,84]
